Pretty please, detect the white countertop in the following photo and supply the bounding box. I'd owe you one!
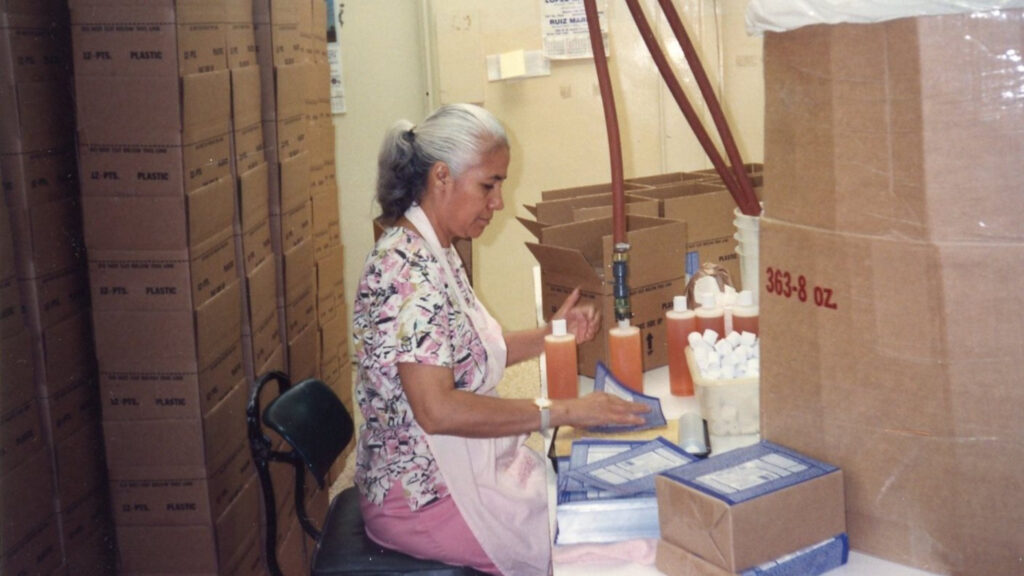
[544,366,940,576]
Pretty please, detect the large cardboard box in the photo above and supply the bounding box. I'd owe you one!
[630,181,742,286]
[93,280,243,419]
[526,215,687,377]
[245,255,280,370]
[108,434,252,529]
[7,196,84,279]
[75,71,232,196]
[540,181,648,202]
[0,78,75,154]
[1,329,34,409]
[0,398,43,474]
[315,245,343,323]
[0,12,72,84]
[17,267,89,334]
[1,148,78,210]
[69,2,227,77]
[1,446,56,559]
[656,442,845,573]
[103,377,248,479]
[114,471,260,574]
[760,12,1024,575]
[282,237,315,341]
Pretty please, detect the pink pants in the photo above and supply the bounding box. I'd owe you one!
[359,481,501,575]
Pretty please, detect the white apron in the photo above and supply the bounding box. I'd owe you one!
[405,206,551,576]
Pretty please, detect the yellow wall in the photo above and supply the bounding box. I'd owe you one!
[337,0,763,336]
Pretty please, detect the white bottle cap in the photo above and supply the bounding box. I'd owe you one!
[617,319,630,330]
[737,290,754,307]
[673,295,687,312]
[551,318,567,336]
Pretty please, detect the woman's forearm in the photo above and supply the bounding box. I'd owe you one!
[503,325,549,366]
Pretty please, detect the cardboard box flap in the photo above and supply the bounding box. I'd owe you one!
[525,242,602,291]
[523,204,538,217]
[573,197,660,222]
[517,216,544,240]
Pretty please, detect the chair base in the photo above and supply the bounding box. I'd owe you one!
[311,486,490,576]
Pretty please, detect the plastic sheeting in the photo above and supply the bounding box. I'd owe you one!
[746,0,1024,34]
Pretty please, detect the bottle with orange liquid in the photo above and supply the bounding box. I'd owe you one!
[694,293,726,337]
[666,296,697,396]
[608,319,643,393]
[731,290,759,336]
[544,319,578,399]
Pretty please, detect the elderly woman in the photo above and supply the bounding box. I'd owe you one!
[352,103,648,575]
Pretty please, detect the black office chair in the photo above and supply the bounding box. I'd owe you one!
[247,371,487,575]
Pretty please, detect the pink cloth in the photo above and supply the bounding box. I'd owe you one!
[552,538,659,566]
[360,481,500,574]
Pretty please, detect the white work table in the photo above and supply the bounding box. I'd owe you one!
[544,366,940,576]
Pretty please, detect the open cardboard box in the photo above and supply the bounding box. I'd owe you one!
[526,215,687,377]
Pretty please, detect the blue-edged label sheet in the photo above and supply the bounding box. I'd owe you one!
[566,436,698,496]
[587,361,666,433]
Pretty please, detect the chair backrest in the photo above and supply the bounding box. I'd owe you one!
[263,378,354,487]
[248,372,355,576]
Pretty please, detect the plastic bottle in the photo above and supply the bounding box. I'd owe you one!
[666,296,697,396]
[608,319,643,393]
[544,318,579,399]
[694,292,726,337]
[731,290,760,336]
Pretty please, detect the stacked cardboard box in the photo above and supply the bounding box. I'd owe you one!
[69,1,260,573]
[760,12,1023,575]
[255,0,346,567]
[1,2,115,574]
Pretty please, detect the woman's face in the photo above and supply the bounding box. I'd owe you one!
[434,146,510,245]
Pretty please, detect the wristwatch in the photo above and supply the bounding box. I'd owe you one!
[533,397,553,432]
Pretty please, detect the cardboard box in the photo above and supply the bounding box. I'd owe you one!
[276,151,311,213]
[0,272,23,338]
[230,64,262,128]
[315,247,342,323]
[656,441,845,573]
[88,230,236,312]
[253,21,303,70]
[233,120,266,176]
[69,2,227,77]
[83,173,234,252]
[17,267,89,333]
[246,255,280,370]
[108,434,252,529]
[318,312,344,368]
[38,375,100,449]
[0,513,61,576]
[52,420,106,509]
[76,72,232,196]
[760,13,1024,575]
[7,196,84,279]
[253,0,301,26]
[57,484,111,559]
[287,321,318,384]
[0,79,75,154]
[226,22,257,71]
[1,147,79,213]
[0,398,43,474]
[526,215,688,377]
[1,329,34,409]
[691,162,763,189]
[656,535,849,576]
[114,470,260,574]
[631,181,742,286]
[62,513,115,576]
[34,309,95,392]
[282,240,315,341]
[92,279,242,384]
[99,336,241,422]
[103,377,247,479]
[1,446,56,558]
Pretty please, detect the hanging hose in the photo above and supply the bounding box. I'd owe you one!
[656,0,760,216]
[624,0,760,217]
[583,0,631,322]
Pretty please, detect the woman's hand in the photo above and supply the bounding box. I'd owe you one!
[554,391,651,430]
[553,287,600,344]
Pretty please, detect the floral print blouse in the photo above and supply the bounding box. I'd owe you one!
[352,225,490,510]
